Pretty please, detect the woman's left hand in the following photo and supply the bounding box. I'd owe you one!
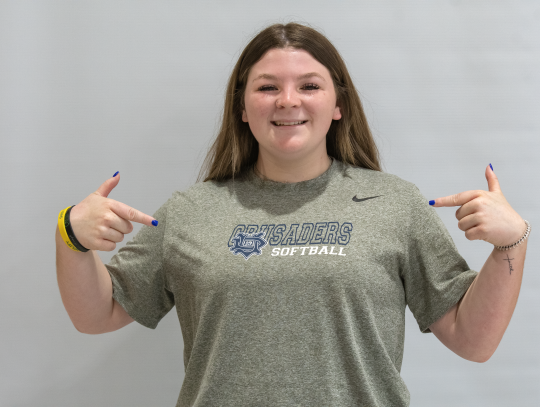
[429,164,526,248]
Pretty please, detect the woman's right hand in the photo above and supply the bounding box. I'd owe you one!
[69,172,157,252]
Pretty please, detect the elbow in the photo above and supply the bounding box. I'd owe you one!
[451,329,500,363]
[472,350,495,363]
[71,317,108,335]
[74,324,108,335]
[74,324,102,335]
[466,354,490,364]
[73,323,98,335]
[460,346,496,363]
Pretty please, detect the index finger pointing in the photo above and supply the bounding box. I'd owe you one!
[110,200,158,227]
[429,190,482,207]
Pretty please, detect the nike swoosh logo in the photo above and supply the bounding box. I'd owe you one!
[352,195,382,202]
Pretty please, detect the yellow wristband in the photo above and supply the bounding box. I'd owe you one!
[58,206,81,252]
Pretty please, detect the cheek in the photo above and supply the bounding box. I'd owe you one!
[309,100,335,123]
[247,104,273,130]
[245,96,265,118]
[254,97,273,116]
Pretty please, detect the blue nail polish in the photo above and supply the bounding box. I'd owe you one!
[489,163,493,172]
[429,200,435,206]
[152,220,158,227]
[113,171,119,177]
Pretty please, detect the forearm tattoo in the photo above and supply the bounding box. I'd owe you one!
[503,254,514,275]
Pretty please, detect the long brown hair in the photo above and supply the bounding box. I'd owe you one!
[199,22,381,182]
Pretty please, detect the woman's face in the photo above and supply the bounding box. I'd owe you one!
[242,47,341,162]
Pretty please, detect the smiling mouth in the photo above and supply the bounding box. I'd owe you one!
[271,120,308,126]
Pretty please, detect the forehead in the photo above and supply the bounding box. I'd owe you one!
[248,47,331,80]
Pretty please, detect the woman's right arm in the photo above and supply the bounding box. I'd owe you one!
[55,173,156,334]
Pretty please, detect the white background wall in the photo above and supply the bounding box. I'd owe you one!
[1,1,538,405]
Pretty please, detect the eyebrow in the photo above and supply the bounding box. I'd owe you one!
[252,72,326,83]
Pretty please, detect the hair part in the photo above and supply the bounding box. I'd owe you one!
[199,22,381,182]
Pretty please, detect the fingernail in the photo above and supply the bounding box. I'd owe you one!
[429,200,435,206]
[152,220,158,227]
[113,171,119,177]
[489,163,494,172]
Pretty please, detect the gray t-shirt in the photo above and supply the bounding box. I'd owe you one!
[106,160,478,406]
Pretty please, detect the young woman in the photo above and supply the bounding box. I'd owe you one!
[56,23,530,407]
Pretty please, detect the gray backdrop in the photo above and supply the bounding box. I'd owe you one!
[1,1,538,406]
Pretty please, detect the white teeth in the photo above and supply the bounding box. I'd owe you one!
[274,121,306,126]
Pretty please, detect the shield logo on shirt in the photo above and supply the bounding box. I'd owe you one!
[229,231,268,260]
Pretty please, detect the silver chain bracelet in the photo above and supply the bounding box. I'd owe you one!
[494,220,531,251]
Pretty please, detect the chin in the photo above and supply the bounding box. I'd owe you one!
[273,140,309,155]
[272,133,312,150]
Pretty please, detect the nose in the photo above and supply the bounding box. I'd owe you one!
[276,86,300,109]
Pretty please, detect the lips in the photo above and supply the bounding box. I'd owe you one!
[271,120,308,126]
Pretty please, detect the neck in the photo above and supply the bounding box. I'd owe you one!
[255,152,332,183]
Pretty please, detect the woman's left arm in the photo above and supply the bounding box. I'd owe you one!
[427,164,530,363]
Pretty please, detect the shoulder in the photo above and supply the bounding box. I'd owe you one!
[335,161,423,199]
[161,177,242,216]
[169,179,229,202]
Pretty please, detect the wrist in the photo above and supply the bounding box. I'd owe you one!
[58,206,90,253]
[494,220,531,251]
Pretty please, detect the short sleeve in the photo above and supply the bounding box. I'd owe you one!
[402,186,478,333]
[106,199,174,329]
